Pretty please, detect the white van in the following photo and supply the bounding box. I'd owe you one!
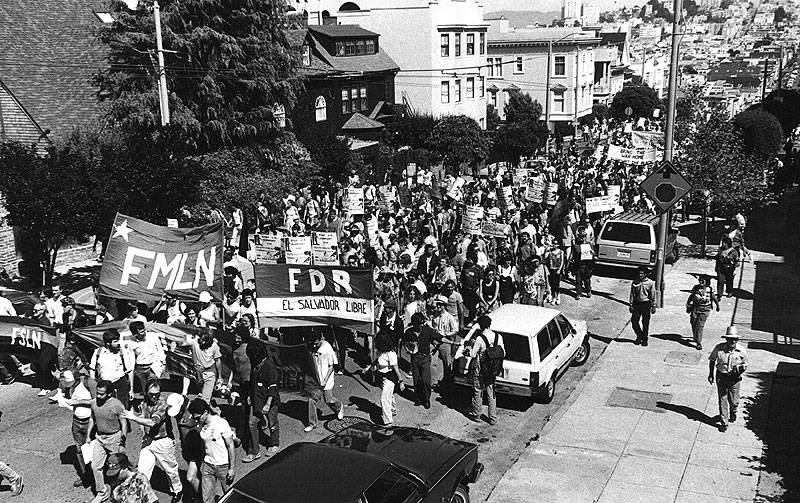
[453,304,590,403]
[595,211,679,268]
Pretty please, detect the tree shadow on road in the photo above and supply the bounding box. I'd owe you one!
[656,401,718,427]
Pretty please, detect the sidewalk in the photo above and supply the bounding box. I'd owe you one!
[486,253,800,502]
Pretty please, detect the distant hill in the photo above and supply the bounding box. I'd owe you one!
[484,10,562,28]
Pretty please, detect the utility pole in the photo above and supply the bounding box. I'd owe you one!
[761,58,769,110]
[654,0,682,308]
[545,39,553,152]
[778,44,784,95]
[154,1,170,126]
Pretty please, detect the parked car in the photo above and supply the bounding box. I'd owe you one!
[595,211,679,268]
[452,304,590,403]
[219,422,483,503]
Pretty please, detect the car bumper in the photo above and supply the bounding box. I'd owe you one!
[453,376,536,397]
[469,462,484,483]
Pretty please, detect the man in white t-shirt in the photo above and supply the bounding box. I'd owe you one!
[188,399,236,503]
[305,332,344,432]
[0,291,15,316]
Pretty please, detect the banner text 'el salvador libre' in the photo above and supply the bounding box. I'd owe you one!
[254,264,375,334]
[98,213,224,302]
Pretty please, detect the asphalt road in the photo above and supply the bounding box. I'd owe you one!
[0,265,646,503]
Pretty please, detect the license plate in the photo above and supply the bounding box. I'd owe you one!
[616,249,631,258]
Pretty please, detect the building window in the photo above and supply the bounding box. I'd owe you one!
[336,41,345,56]
[494,57,503,76]
[486,57,494,77]
[467,77,474,98]
[315,96,327,121]
[350,87,359,110]
[366,38,375,54]
[274,104,286,128]
[342,89,350,113]
[467,33,474,55]
[441,34,450,57]
[514,56,523,73]
[490,91,497,108]
[441,81,450,103]
[480,33,485,55]
[479,117,485,129]
[555,55,566,76]
[455,79,462,102]
[302,44,311,66]
[455,33,461,57]
[356,39,365,55]
[479,76,485,97]
[359,86,368,110]
[553,91,565,112]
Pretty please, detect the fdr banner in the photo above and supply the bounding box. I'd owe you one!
[98,213,224,302]
[254,264,375,334]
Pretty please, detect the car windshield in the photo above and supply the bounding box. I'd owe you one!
[496,331,531,364]
[601,222,651,244]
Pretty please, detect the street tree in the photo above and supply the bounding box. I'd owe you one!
[486,104,501,131]
[610,85,661,119]
[95,0,303,151]
[384,111,438,150]
[751,90,800,140]
[426,115,488,171]
[494,91,548,166]
[733,109,784,159]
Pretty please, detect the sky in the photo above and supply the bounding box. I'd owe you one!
[484,0,645,12]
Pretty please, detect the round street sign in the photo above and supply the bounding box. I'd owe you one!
[625,106,634,116]
[654,183,677,204]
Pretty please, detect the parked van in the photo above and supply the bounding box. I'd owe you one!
[595,211,679,268]
[452,304,590,403]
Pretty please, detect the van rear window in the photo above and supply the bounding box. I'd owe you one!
[600,222,651,244]
[496,331,531,364]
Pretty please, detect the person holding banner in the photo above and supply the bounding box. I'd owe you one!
[128,321,167,396]
[89,330,135,408]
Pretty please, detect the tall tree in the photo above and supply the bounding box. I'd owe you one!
[494,91,548,166]
[425,115,488,171]
[611,85,662,120]
[95,0,303,151]
[733,109,784,159]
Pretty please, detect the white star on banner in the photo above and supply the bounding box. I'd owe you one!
[113,220,133,242]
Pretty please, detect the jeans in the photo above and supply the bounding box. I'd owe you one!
[380,377,397,425]
[631,302,653,342]
[91,431,124,495]
[138,437,182,494]
[307,388,342,427]
[72,416,90,476]
[0,461,21,485]
[574,264,592,297]
[716,373,741,426]
[109,376,130,409]
[200,462,229,503]
[471,374,497,423]
[690,309,710,345]
[437,343,455,390]
[717,269,735,297]
[196,369,216,404]
[133,364,159,395]
[548,271,561,301]
[410,354,431,406]
[247,405,280,454]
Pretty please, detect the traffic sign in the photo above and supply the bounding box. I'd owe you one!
[639,160,692,212]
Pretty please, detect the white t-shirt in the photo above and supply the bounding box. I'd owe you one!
[313,341,338,391]
[377,351,398,374]
[200,415,234,465]
[72,382,93,419]
[0,296,15,316]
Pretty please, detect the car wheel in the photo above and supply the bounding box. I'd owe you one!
[450,484,470,503]
[571,340,591,367]
[538,376,556,404]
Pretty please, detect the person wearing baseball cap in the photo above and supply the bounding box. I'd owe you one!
[103,452,158,503]
[430,295,459,392]
[707,326,748,432]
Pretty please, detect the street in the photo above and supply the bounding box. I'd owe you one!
[0,267,641,503]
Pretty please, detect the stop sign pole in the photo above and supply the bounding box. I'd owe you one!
[654,0,683,309]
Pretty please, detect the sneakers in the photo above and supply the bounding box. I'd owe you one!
[337,407,344,420]
[730,412,737,423]
[304,424,316,432]
[718,423,728,432]
[10,474,23,496]
[696,343,703,351]
[266,446,279,457]
[170,491,184,503]
[73,477,84,487]
[241,453,262,463]
[37,389,49,397]
[48,389,65,402]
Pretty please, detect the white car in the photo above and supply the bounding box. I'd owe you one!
[453,304,590,403]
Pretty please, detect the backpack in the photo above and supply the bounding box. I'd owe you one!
[479,332,505,380]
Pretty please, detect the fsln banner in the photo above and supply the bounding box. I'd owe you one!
[99,213,224,302]
[0,316,59,373]
[254,264,375,334]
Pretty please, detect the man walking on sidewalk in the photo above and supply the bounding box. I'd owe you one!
[708,326,748,432]
[629,266,657,346]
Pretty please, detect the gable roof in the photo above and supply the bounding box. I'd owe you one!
[0,0,108,140]
[341,112,385,130]
[308,24,379,38]
[289,26,399,77]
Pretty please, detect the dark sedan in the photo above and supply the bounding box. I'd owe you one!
[220,422,483,503]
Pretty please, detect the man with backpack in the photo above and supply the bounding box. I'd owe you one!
[463,315,505,425]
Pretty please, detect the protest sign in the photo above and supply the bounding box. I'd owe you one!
[631,131,664,150]
[254,264,375,333]
[585,195,618,214]
[345,188,365,215]
[526,176,546,203]
[498,186,516,210]
[99,213,224,302]
[462,205,484,235]
[166,219,178,228]
[545,182,559,206]
[446,177,465,201]
[285,236,312,265]
[397,186,413,206]
[254,234,283,264]
[311,232,339,266]
[481,221,508,238]
[377,185,396,212]
[607,184,621,202]
[366,219,380,247]
[607,144,658,164]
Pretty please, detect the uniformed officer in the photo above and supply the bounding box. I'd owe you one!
[708,326,747,432]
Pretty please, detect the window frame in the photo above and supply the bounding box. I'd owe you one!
[514,55,524,74]
[553,90,565,112]
[494,57,503,77]
[486,57,494,77]
[359,86,368,111]
[441,80,450,103]
[554,55,566,76]
[466,33,475,55]
[490,90,497,108]
[315,96,327,122]
[366,38,375,54]
[479,76,485,98]
[455,32,461,57]
[480,32,485,55]
[454,79,462,102]
[302,44,311,66]
[466,77,474,99]
[441,33,450,57]
[341,89,351,114]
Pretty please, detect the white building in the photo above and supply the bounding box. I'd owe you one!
[562,0,581,22]
[305,0,488,127]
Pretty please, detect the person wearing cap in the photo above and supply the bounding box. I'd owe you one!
[629,266,657,346]
[430,295,459,392]
[0,412,24,497]
[198,291,220,326]
[402,312,443,409]
[122,380,183,502]
[89,329,135,408]
[87,379,128,502]
[106,452,158,503]
[56,368,93,488]
[708,327,748,432]
[188,398,237,503]
[686,275,719,351]
[128,321,167,397]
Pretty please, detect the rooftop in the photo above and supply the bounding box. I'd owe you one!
[308,24,379,38]
[488,28,601,45]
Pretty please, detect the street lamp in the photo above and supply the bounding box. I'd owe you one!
[545,31,588,152]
